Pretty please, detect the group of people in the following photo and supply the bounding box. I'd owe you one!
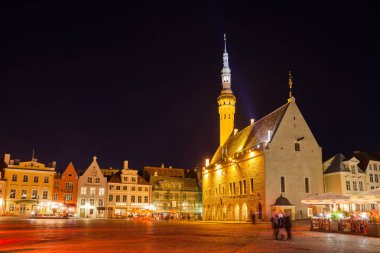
[270,211,292,240]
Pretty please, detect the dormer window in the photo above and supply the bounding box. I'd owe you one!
[369,164,372,170]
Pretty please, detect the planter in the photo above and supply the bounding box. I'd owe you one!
[367,223,380,237]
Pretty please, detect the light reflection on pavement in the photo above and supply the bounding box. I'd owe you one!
[0,218,379,253]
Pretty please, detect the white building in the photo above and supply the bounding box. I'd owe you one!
[77,156,107,218]
[202,35,324,221]
[106,161,152,218]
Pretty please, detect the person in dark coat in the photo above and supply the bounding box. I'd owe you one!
[277,212,285,240]
[284,212,292,240]
[270,212,279,240]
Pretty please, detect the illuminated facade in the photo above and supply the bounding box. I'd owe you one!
[77,156,107,218]
[53,162,79,215]
[144,166,202,219]
[202,36,324,221]
[3,154,56,216]
[106,160,152,218]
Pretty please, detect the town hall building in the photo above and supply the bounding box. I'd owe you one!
[202,35,324,221]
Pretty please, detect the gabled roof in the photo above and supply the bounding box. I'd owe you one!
[324,154,350,174]
[211,102,289,164]
[346,151,380,172]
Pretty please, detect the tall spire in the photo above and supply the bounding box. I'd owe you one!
[221,34,232,94]
[218,34,236,147]
[288,70,293,98]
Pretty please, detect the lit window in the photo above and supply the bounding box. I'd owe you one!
[353,181,357,191]
[359,181,363,191]
[90,188,96,195]
[32,190,38,199]
[81,199,85,205]
[346,181,351,191]
[99,188,105,196]
[81,187,87,195]
[21,190,27,199]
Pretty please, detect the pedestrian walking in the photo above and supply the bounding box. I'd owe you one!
[284,212,292,240]
[270,212,279,240]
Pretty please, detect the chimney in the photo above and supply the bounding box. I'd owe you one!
[52,161,56,168]
[10,159,14,165]
[4,154,10,165]
[234,129,238,135]
[15,159,21,165]
[123,160,129,170]
[250,118,255,125]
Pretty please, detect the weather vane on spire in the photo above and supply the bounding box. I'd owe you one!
[224,33,227,52]
[288,70,293,98]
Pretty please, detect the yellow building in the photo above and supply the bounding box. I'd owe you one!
[202,36,324,221]
[3,154,56,216]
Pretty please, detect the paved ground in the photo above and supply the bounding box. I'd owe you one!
[0,217,379,253]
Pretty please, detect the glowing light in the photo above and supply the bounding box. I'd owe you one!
[361,213,368,219]
[338,213,343,219]
[326,213,331,219]
[249,151,255,158]
[205,158,210,167]
[216,164,221,170]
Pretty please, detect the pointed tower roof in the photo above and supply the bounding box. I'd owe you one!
[220,34,233,94]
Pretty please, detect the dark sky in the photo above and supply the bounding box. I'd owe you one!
[1,1,380,172]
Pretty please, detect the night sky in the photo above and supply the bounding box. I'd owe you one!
[1,1,380,172]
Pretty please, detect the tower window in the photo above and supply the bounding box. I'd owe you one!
[295,143,300,151]
[224,114,226,119]
[305,178,309,193]
[280,177,285,193]
[229,114,230,119]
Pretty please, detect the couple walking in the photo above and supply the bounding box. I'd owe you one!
[271,211,292,240]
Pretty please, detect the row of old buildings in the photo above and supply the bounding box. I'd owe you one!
[0,155,201,219]
[1,35,379,223]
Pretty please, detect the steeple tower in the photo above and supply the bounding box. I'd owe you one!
[217,34,236,147]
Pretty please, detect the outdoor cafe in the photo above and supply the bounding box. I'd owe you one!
[302,190,380,237]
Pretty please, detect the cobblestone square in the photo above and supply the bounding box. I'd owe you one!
[0,218,379,252]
